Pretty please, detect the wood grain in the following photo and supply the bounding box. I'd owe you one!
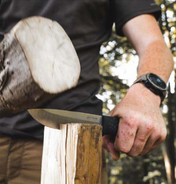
[0,17,80,117]
[41,124,102,184]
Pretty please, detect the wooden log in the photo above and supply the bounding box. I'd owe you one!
[41,124,102,184]
[0,16,80,117]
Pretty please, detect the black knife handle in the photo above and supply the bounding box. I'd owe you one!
[102,116,119,138]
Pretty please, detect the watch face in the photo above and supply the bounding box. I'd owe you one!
[148,73,166,89]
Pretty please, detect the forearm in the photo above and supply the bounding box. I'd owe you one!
[122,14,174,82]
[137,40,174,82]
[104,14,173,160]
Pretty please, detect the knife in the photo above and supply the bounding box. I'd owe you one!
[28,109,119,137]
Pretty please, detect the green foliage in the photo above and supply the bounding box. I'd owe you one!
[98,0,176,183]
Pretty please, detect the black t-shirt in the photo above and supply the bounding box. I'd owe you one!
[0,0,161,139]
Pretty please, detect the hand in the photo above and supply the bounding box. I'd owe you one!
[102,83,167,160]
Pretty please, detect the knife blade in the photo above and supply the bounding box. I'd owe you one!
[28,109,119,137]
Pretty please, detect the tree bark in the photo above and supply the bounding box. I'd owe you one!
[0,16,80,117]
[41,124,102,184]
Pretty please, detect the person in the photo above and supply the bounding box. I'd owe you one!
[0,0,174,183]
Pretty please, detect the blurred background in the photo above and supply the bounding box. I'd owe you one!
[97,0,176,183]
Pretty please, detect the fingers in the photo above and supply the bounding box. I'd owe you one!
[102,135,120,161]
[114,118,167,157]
[103,120,166,160]
[139,129,167,156]
[114,118,138,154]
[127,123,152,157]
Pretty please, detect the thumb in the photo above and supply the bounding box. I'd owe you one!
[102,135,120,161]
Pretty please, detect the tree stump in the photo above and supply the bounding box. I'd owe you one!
[0,16,80,117]
[41,124,102,184]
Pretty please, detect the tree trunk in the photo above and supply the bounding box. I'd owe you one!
[41,124,102,184]
[164,85,176,184]
[0,16,80,117]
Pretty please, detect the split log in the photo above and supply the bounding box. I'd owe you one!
[0,16,80,117]
[41,124,102,184]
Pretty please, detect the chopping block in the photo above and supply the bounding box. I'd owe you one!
[41,124,102,184]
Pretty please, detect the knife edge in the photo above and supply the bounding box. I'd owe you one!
[28,109,119,137]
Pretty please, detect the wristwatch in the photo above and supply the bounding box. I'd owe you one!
[133,73,167,104]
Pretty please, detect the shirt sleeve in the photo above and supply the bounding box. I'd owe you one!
[111,0,161,36]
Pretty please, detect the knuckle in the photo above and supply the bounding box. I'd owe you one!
[138,135,146,143]
[124,119,138,129]
[146,122,154,132]
[124,114,139,128]
[124,120,135,128]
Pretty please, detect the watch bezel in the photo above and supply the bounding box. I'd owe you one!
[146,73,167,91]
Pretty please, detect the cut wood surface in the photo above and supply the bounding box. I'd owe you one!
[0,16,80,117]
[41,124,102,184]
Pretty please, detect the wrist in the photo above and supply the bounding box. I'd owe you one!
[129,83,161,107]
